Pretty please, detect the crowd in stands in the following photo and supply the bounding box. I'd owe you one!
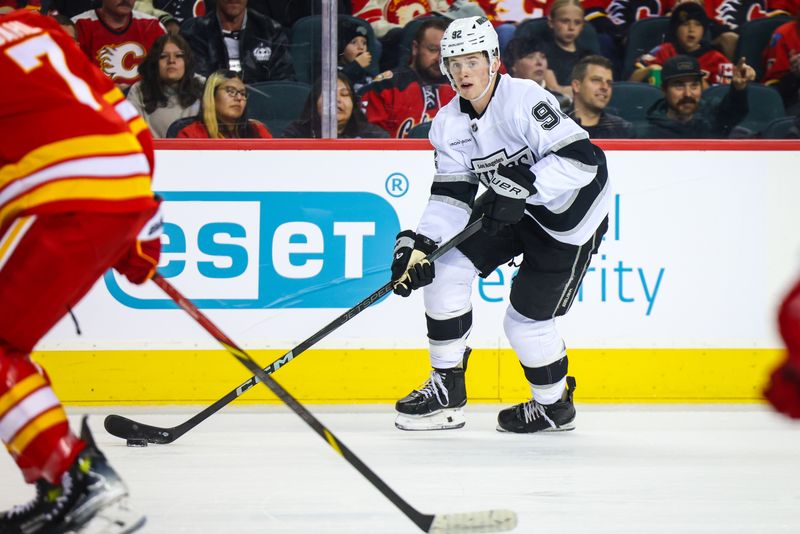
[2,0,798,138]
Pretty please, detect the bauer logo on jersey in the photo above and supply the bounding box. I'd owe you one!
[470,147,534,188]
[105,192,399,309]
[96,42,146,82]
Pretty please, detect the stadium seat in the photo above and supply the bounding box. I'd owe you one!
[701,83,786,134]
[407,121,433,139]
[622,17,669,79]
[247,81,312,138]
[761,116,798,139]
[165,116,196,138]
[608,82,663,126]
[291,15,381,84]
[734,16,792,81]
[514,17,601,54]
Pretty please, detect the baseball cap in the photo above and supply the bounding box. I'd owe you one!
[661,55,703,83]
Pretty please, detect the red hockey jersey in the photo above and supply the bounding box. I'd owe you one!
[764,20,800,84]
[360,66,456,138]
[0,10,156,235]
[72,8,165,86]
[639,42,734,85]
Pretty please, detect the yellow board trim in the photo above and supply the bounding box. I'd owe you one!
[31,348,785,405]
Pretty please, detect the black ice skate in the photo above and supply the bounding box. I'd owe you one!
[0,416,145,534]
[395,348,470,431]
[497,376,577,433]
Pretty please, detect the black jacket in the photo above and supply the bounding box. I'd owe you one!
[568,109,636,139]
[639,85,749,139]
[181,9,295,83]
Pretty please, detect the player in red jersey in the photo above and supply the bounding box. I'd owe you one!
[72,0,166,88]
[0,9,160,533]
[765,277,800,418]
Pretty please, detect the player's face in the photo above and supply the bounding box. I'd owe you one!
[549,5,584,46]
[317,78,354,132]
[215,77,248,123]
[512,51,548,83]
[413,28,445,83]
[664,76,702,118]
[217,0,247,19]
[103,0,134,17]
[159,41,186,84]
[447,53,491,100]
[343,36,368,63]
[676,19,704,52]
[575,64,612,112]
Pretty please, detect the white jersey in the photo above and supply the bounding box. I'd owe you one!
[418,74,612,247]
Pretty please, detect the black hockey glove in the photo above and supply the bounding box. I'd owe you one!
[483,163,537,236]
[391,230,437,297]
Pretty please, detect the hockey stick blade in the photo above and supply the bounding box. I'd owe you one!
[152,275,516,533]
[104,218,484,443]
[428,509,518,533]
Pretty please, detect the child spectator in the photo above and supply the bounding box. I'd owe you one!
[128,34,205,138]
[283,73,389,138]
[502,37,571,108]
[631,2,734,86]
[338,18,373,93]
[541,0,594,98]
[173,70,272,138]
[763,10,800,115]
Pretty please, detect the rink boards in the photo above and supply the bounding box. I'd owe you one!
[33,140,800,404]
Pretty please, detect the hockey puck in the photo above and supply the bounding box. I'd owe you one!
[126,438,148,447]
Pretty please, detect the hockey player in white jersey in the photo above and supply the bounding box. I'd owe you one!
[391,16,611,432]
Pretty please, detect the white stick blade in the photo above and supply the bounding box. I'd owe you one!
[428,509,518,533]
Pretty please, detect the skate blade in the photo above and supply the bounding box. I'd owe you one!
[62,497,146,534]
[496,420,576,433]
[395,408,465,431]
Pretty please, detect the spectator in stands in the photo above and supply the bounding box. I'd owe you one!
[154,0,207,22]
[173,69,273,137]
[73,0,166,89]
[46,0,96,17]
[134,1,181,33]
[764,10,800,116]
[283,73,389,138]
[640,54,755,138]
[568,55,635,138]
[338,18,373,93]
[359,17,455,137]
[630,2,733,86]
[181,0,295,83]
[668,0,739,60]
[503,37,571,109]
[128,34,205,138]
[0,0,41,12]
[53,13,78,41]
[541,0,593,99]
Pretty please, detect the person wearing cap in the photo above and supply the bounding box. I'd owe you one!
[502,36,571,110]
[640,54,755,138]
[630,2,734,86]
[359,17,456,137]
[567,55,635,138]
[338,18,374,93]
[181,0,295,83]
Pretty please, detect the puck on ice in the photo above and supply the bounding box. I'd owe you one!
[126,438,148,447]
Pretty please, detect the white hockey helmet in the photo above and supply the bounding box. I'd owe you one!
[439,16,500,98]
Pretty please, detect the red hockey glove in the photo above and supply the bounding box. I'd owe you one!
[765,359,800,419]
[114,202,163,285]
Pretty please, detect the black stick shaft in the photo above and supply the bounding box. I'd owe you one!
[152,275,435,532]
[105,219,483,443]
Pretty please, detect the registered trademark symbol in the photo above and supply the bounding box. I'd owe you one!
[385,173,409,198]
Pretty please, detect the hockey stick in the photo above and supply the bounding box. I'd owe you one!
[104,218,484,444]
[150,274,516,533]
